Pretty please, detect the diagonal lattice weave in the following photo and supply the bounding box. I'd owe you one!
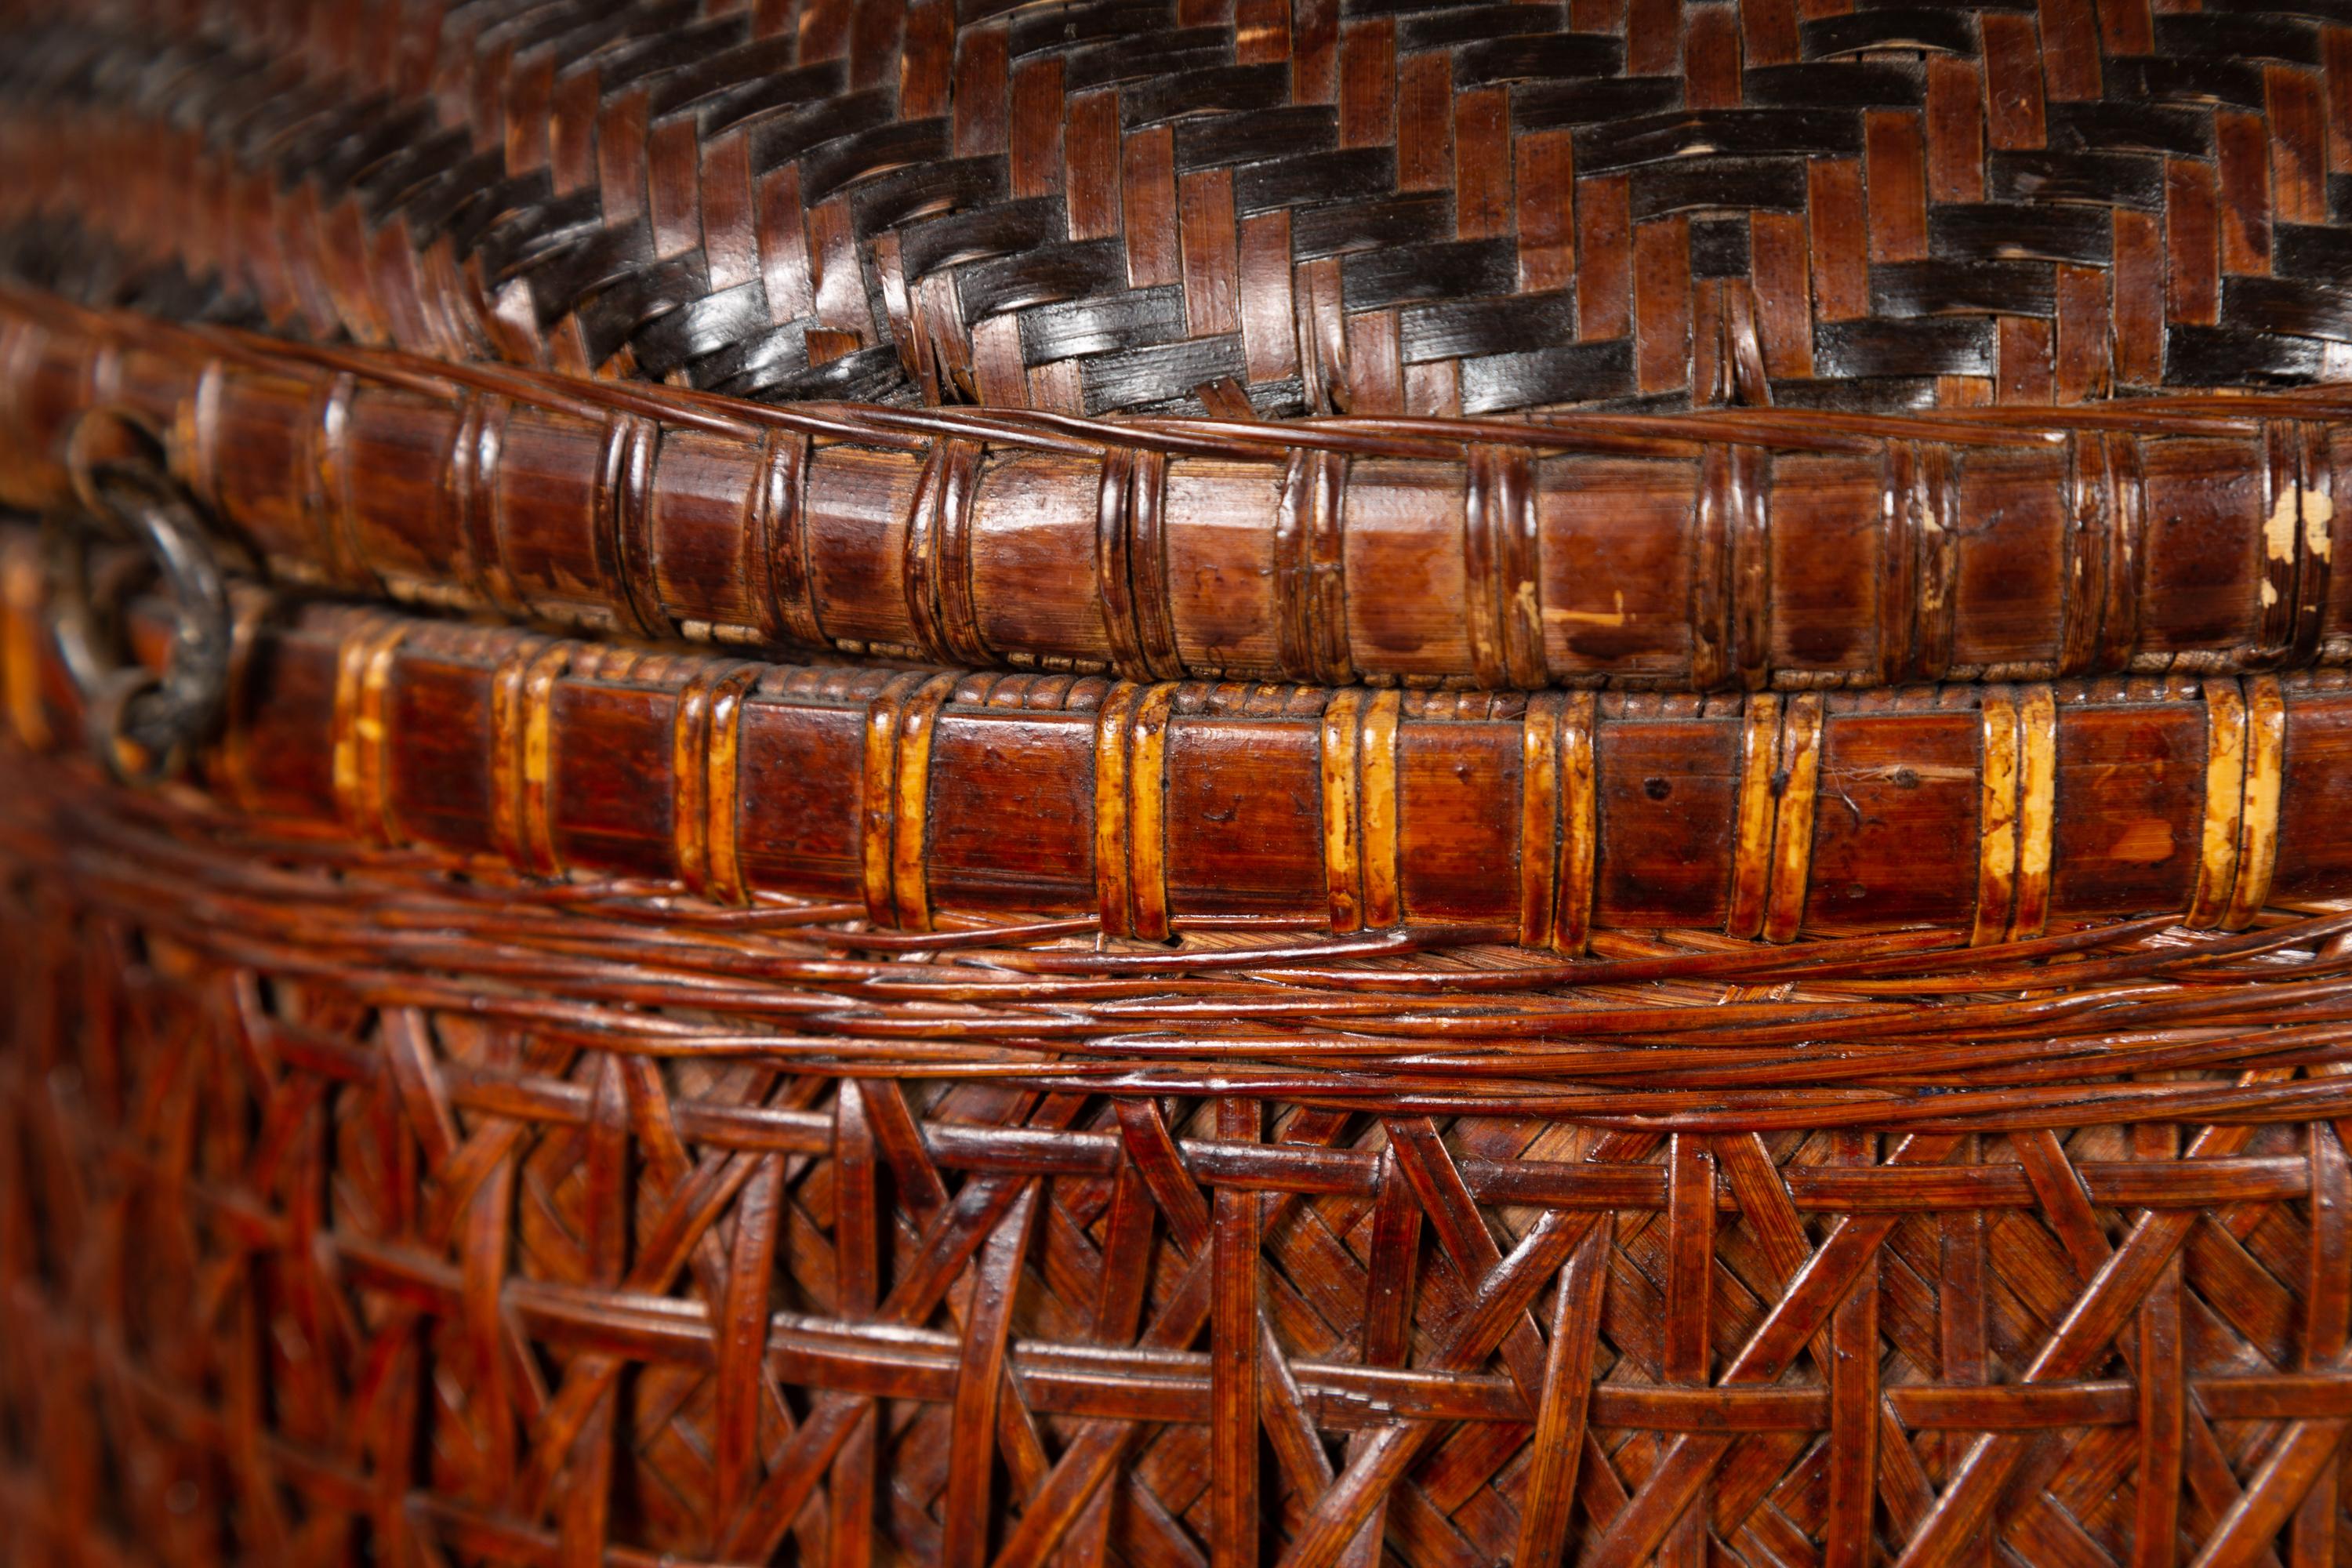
[5,0,2352,416]
[5,760,2352,1568]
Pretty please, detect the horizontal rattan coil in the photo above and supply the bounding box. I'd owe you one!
[9,290,2352,692]
[21,759,2352,1125]
[13,527,2352,948]
[9,758,2352,1568]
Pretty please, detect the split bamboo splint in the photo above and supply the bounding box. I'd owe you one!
[2,539,2333,949]
[9,295,2352,691]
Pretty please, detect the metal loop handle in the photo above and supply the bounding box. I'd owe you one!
[46,410,233,783]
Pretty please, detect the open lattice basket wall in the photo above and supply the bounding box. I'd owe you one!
[9,757,2352,1568]
[5,580,2352,1568]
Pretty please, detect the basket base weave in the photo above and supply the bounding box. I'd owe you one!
[5,754,2352,1568]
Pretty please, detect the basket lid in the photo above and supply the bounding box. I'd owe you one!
[1,0,2330,419]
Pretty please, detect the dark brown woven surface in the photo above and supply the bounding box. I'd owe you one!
[8,0,2352,418]
[8,755,2352,1568]
[14,5,2352,1566]
[11,512,2352,1566]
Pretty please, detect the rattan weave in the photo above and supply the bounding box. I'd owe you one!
[5,0,2352,418]
[9,755,2352,1568]
[12,3,2352,1567]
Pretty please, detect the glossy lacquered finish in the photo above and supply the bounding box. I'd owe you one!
[6,295,2352,695]
[3,532,2342,950]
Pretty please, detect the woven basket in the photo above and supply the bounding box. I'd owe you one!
[9,667,2352,1568]
[9,4,2352,1568]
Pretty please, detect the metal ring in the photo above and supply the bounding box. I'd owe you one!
[46,409,232,784]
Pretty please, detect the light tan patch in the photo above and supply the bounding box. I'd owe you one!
[1545,588,1628,626]
[2266,486,2299,561]
[2109,818,2175,863]
[2266,486,2333,563]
